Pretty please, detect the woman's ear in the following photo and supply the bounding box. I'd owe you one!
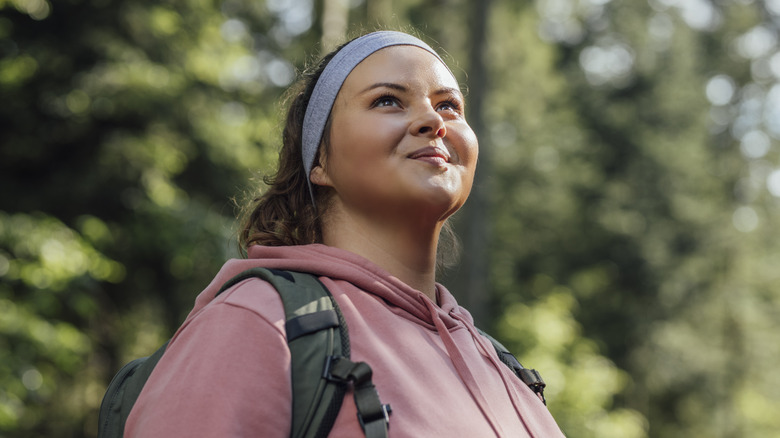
[310,164,333,187]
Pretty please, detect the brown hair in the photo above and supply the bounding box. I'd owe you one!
[238,36,461,269]
[238,46,342,250]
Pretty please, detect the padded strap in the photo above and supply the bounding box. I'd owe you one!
[217,268,394,438]
[217,268,351,438]
[286,310,340,342]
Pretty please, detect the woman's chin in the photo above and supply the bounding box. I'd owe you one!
[413,186,470,221]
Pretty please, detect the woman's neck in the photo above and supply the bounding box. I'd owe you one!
[320,208,441,301]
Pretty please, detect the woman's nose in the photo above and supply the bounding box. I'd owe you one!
[410,107,446,138]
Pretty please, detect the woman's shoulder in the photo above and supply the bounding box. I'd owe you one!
[174,276,288,342]
[209,276,287,325]
[127,276,294,437]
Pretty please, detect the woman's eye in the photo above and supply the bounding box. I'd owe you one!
[373,96,400,108]
[438,99,462,113]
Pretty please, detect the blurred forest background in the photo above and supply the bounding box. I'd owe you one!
[1,0,779,436]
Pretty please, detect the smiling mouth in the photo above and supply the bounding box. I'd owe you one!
[407,146,451,164]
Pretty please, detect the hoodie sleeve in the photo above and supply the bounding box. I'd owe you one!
[124,281,292,437]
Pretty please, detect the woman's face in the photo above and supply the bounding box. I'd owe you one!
[311,45,478,223]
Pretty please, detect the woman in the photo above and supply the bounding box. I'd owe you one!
[125,30,564,437]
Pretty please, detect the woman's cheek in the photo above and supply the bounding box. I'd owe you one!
[454,130,479,168]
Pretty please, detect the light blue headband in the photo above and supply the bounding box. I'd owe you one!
[301,31,449,205]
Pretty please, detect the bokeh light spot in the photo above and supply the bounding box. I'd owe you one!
[705,75,735,106]
[733,206,758,232]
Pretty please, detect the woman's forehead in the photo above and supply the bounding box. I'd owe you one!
[341,45,458,92]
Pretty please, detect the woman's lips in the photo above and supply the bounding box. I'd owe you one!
[407,146,450,166]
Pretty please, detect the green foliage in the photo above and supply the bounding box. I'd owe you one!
[0,213,109,435]
[498,286,647,437]
[478,1,780,437]
[0,0,305,435]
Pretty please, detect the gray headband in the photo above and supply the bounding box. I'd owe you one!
[301,31,449,204]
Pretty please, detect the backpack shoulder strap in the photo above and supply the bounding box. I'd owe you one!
[477,328,547,405]
[217,268,390,438]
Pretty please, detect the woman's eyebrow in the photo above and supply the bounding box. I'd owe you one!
[433,87,464,100]
[360,82,408,94]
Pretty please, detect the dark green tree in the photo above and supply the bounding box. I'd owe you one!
[0,0,318,435]
[477,1,780,437]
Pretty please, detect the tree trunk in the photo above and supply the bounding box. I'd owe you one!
[445,0,493,327]
[321,0,349,52]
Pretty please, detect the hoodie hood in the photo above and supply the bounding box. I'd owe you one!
[187,243,468,331]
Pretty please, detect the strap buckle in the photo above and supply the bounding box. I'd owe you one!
[357,402,392,431]
[518,368,547,405]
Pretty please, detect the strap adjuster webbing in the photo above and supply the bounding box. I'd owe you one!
[323,356,391,438]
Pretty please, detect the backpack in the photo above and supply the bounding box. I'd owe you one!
[98,267,545,438]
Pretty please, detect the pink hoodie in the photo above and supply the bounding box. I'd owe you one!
[125,244,565,437]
